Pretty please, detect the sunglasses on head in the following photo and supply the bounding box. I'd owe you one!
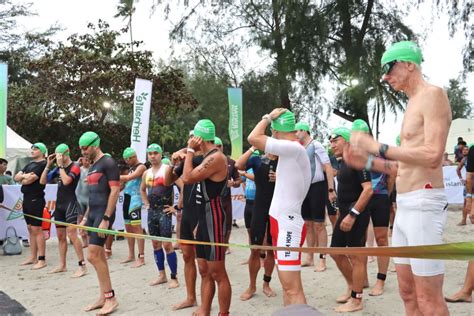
[382,61,398,75]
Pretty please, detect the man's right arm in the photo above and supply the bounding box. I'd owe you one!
[235,147,254,170]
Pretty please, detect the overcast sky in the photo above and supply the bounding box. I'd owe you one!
[17,0,473,146]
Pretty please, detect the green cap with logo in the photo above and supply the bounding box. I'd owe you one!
[329,127,351,142]
[193,119,216,141]
[396,135,401,146]
[271,110,296,132]
[122,147,136,159]
[252,149,261,157]
[351,119,370,133]
[79,131,100,147]
[55,143,70,156]
[295,121,310,133]
[32,142,47,155]
[147,143,163,153]
[381,41,423,67]
[214,137,223,146]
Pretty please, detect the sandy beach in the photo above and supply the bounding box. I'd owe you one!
[0,205,473,316]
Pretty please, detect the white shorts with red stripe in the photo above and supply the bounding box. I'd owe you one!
[270,213,306,271]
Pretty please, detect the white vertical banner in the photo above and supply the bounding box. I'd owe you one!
[131,78,152,162]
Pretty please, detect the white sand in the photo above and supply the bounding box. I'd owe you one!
[0,205,473,315]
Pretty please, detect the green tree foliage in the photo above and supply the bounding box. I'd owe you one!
[446,78,472,119]
[7,21,197,157]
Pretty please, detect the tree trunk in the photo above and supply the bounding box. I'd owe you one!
[271,0,291,109]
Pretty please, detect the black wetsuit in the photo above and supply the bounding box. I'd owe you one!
[246,155,278,245]
[86,155,120,246]
[174,155,204,241]
[331,160,371,247]
[52,162,81,225]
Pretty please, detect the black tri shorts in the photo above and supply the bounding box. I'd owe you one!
[366,194,391,227]
[244,199,255,229]
[195,197,227,261]
[330,202,370,248]
[85,206,115,247]
[180,206,198,242]
[301,180,328,222]
[23,196,46,227]
[250,202,272,246]
[54,200,81,227]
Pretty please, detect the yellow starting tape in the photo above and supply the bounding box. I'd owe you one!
[1,205,473,260]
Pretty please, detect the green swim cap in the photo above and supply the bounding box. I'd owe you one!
[79,131,100,147]
[32,142,47,155]
[396,135,401,146]
[122,147,136,159]
[295,121,310,132]
[55,143,70,156]
[162,158,171,165]
[352,119,370,133]
[329,127,351,142]
[381,41,423,68]
[147,143,163,153]
[271,111,296,132]
[252,149,261,157]
[193,119,215,141]
[214,137,223,146]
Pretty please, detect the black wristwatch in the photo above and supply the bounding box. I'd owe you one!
[103,215,110,221]
[379,143,389,159]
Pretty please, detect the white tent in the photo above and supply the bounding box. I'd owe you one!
[446,118,474,154]
[6,126,32,173]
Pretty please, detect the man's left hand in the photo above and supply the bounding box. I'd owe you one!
[350,131,380,154]
[343,145,370,170]
[340,214,356,232]
[269,108,288,120]
[97,220,109,238]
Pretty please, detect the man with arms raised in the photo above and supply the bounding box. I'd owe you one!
[79,131,120,315]
[14,142,47,269]
[248,108,311,306]
[182,119,231,316]
[346,41,451,315]
[40,144,87,277]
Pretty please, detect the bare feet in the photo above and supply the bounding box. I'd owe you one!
[149,275,167,286]
[314,260,326,272]
[131,258,145,268]
[172,298,197,311]
[72,266,87,278]
[334,298,363,313]
[83,299,104,312]
[445,291,472,303]
[240,287,256,301]
[32,260,47,270]
[48,266,67,274]
[192,306,206,316]
[168,279,180,289]
[20,258,36,266]
[336,290,351,304]
[97,297,118,315]
[120,257,134,264]
[457,221,467,226]
[369,280,385,296]
[262,284,277,297]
